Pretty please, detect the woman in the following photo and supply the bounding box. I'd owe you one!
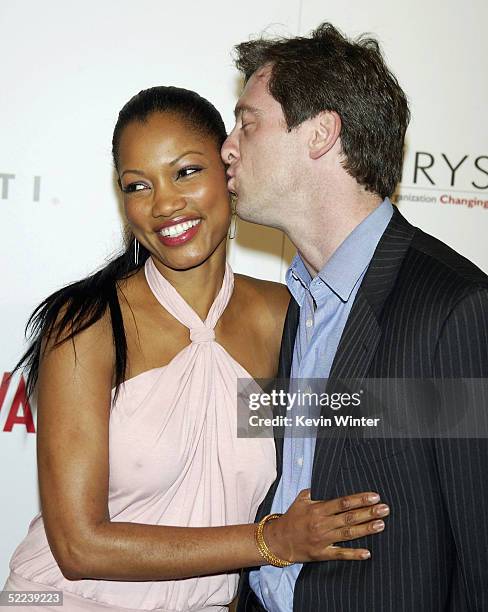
[3,87,389,611]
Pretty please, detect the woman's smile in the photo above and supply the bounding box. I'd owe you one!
[156,217,202,246]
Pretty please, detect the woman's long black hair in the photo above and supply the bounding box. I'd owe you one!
[15,86,227,401]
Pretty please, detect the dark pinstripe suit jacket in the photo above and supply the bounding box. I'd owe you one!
[238,207,488,611]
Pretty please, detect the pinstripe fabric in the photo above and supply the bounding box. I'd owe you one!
[238,207,488,611]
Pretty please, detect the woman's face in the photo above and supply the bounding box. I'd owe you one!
[117,112,230,272]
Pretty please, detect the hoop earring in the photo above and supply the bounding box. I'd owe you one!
[228,194,237,240]
[134,238,140,265]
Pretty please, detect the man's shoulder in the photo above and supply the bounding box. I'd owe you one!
[403,226,488,298]
[409,226,488,286]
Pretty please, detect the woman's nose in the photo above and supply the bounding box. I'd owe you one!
[151,189,186,218]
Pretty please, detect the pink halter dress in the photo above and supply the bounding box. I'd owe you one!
[4,258,276,611]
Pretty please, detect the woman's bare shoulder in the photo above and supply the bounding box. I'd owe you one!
[234,273,290,328]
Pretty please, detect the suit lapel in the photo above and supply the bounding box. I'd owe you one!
[311,293,381,498]
[254,298,299,521]
[275,299,299,476]
[311,207,416,499]
[278,297,299,378]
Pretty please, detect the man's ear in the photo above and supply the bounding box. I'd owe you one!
[308,111,342,160]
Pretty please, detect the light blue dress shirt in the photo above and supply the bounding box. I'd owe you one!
[249,199,394,612]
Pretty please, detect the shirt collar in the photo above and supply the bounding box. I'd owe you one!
[286,198,394,303]
[286,254,311,306]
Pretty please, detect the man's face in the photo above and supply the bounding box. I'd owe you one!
[221,66,303,229]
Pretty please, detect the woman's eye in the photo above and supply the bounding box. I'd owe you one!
[177,166,201,179]
[123,182,148,193]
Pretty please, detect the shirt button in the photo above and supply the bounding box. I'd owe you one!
[297,456,304,467]
[306,318,313,328]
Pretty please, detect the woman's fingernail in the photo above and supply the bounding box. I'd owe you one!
[361,551,371,559]
[373,520,385,531]
[368,493,380,503]
[375,504,390,516]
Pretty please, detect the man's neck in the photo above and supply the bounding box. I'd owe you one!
[286,192,383,277]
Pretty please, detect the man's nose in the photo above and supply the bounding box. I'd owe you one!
[221,128,239,165]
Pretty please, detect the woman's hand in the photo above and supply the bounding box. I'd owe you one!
[264,488,389,562]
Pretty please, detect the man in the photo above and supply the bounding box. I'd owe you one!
[222,23,488,612]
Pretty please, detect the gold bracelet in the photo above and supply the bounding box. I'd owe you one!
[255,513,293,568]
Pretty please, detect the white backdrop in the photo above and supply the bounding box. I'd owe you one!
[1,0,487,580]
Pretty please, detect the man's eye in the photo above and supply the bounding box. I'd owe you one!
[177,166,202,179]
[123,182,148,193]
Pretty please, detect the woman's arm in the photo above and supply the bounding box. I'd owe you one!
[38,310,387,582]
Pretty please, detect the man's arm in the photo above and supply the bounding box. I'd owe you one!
[433,288,488,611]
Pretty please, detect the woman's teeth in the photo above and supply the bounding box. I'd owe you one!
[159,219,201,238]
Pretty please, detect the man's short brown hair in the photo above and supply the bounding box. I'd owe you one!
[234,23,410,199]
